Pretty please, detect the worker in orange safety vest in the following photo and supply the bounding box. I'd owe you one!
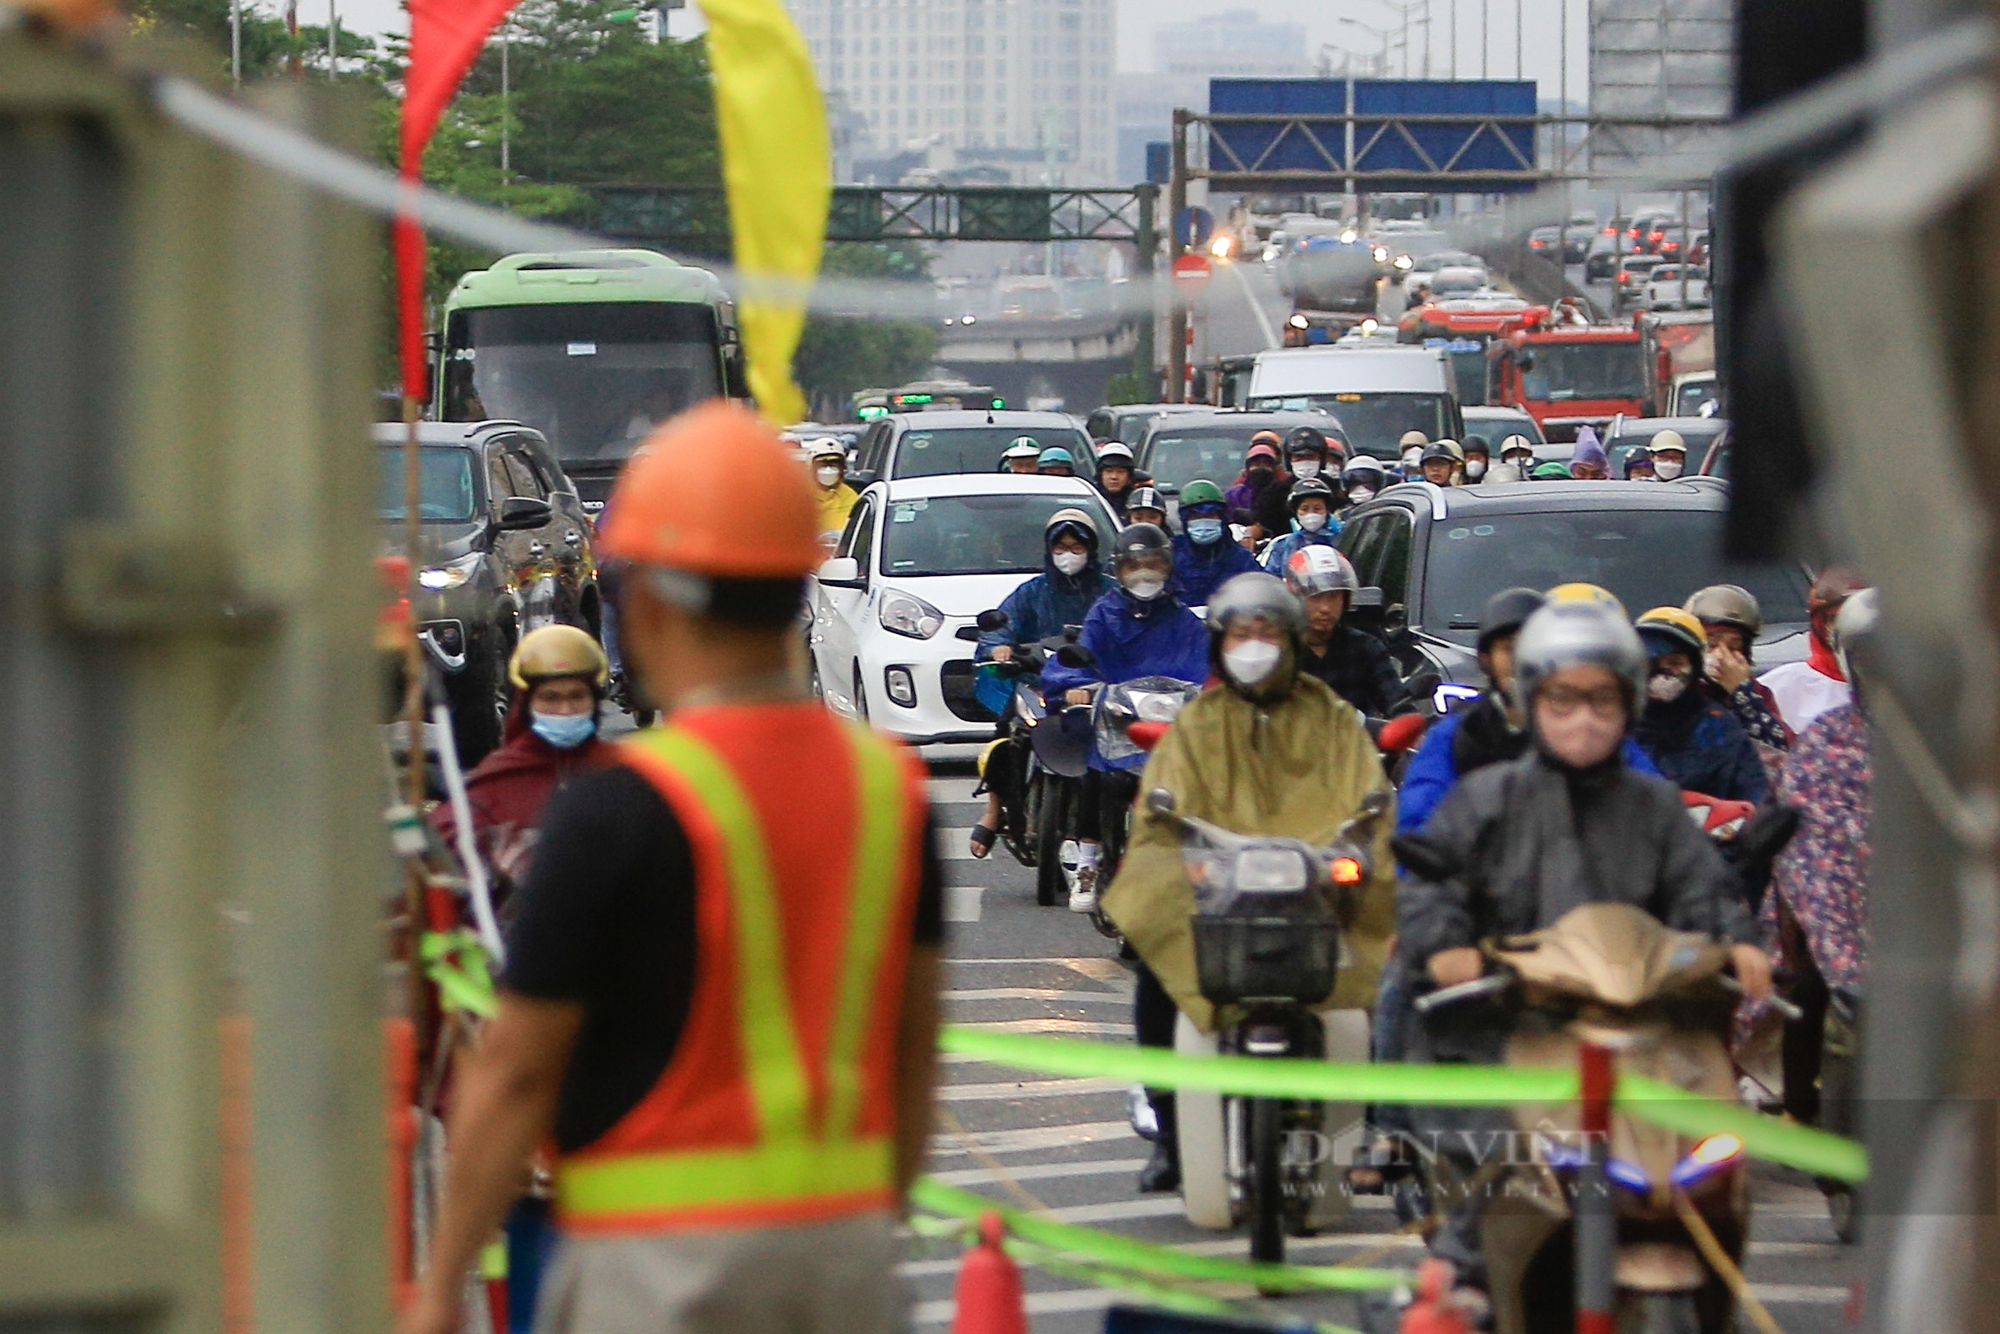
[403,401,944,1334]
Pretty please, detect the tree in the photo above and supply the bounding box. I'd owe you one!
[794,243,939,419]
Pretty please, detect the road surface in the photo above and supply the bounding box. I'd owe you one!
[906,747,1863,1333]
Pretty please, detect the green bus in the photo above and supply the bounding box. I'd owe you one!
[436,249,745,512]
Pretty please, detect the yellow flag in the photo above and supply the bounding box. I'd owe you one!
[697,0,830,426]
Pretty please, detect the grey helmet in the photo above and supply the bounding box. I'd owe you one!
[1832,586,1880,682]
[1124,485,1166,517]
[1206,572,1306,639]
[1512,600,1648,721]
[1111,521,1173,572]
[1341,455,1388,493]
[1286,475,1338,514]
[1683,583,1763,640]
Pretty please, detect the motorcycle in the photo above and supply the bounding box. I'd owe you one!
[1145,784,1392,1268]
[1399,867,1787,1334]
[972,611,1087,905]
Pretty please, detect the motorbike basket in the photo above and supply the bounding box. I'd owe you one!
[1192,914,1339,1006]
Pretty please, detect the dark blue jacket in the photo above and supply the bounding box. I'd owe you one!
[1170,532,1261,607]
[974,561,1112,661]
[1635,694,1771,805]
[1040,588,1210,772]
[1259,524,1343,574]
[1399,700,1662,834]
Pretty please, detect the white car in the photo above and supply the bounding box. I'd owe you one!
[1643,264,1711,311]
[808,473,1121,745]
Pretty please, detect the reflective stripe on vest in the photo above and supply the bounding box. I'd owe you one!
[557,722,910,1228]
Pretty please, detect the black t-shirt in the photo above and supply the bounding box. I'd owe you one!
[504,764,945,1152]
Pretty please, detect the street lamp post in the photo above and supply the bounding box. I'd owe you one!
[1339,17,1393,78]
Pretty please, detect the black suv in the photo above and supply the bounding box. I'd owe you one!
[1335,479,1812,686]
[376,421,602,761]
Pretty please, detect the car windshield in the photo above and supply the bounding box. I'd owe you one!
[1521,342,1646,401]
[891,426,1092,478]
[1250,393,1449,458]
[1675,380,1719,416]
[441,302,721,467]
[880,492,1115,577]
[378,446,476,523]
[1420,508,1808,645]
[1144,427,1280,491]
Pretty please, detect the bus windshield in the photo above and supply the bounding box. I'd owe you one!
[442,302,721,466]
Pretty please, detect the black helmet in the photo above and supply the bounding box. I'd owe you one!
[1286,476,1337,513]
[1462,433,1492,458]
[1477,586,1547,653]
[1125,485,1166,515]
[1285,425,1329,459]
[1420,441,1458,465]
[1111,522,1173,570]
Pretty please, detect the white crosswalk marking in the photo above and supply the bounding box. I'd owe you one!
[936,1077,1125,1102]
[943,884,983,922]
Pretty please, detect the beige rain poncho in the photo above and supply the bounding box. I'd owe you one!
[1102,674,1399,1032]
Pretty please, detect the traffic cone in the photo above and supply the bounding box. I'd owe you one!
[949,1212,1027,1334]
[1398,1258,1473,1334]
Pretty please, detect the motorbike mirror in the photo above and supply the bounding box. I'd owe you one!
[1735,802,1802,864]
[1145,788,1178,817]
[1056,643,1098,669]
[976,608,1010,632]
[1391,831,1460,882]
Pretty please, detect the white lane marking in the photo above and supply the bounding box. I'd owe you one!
[913,1289,1114,1325]
[929,1120,1134,1156]
[944,987,1130,1004]
[940,827,995,861]
[927,777,983,803]
[1747,1240,1846,1255]
[928,1158,1149,1187]
[937,1077,1125,1102]
[1226,256,1281,350]
[1750,1284,1851,1305]
[949,1018,1128,1035]
[944,885,983,923]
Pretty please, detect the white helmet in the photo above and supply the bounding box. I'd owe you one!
[1832,586,1880,683]
[1648,429,1688,456]
[1512,600,1648,721]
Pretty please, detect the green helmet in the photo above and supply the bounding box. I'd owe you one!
[1180,478,1226,510]
[1531,461,1573,480]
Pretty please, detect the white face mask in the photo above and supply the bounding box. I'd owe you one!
[1347,485,1375,503]
[1648,672,1689,703]
[1292,459,1321,480]
[1653,459,1684,480]
[1223,641,1283,688]
[1297,511,1328,533]
[1465,460,1487,481]
[1123,572,1167,601]
[1052,550,1089,576]
[816,465,842,488]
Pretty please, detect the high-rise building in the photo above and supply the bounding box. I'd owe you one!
[791,0,1116,185]
[1588,0,1731,172]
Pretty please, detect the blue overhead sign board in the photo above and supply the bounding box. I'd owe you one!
[1206,79,1539,193]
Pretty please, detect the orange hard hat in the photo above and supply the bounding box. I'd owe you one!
[597,401,821,578]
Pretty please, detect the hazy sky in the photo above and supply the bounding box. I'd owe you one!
[330,0,1592,102]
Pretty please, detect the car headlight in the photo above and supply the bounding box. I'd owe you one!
[416,555,479,591]
[1394,254,1415,270]
[878,591,946,639]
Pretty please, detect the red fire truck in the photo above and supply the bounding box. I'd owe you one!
[1491,319,1648,443]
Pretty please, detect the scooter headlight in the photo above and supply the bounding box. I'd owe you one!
[1670,1133,1744,1188]
[1233,847,1311,893]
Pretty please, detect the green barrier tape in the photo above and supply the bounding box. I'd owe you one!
[938,1025,1869,1184]
[420,929,498,1019]
[1617,1072,1868,1184]
[942,1025,1575,1105]
[911,1178,1413,1294]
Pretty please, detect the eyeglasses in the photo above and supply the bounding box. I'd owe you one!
[1538,684,1626,718]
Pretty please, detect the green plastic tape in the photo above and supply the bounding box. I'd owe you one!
[420,929,498,1019]
[911,1178,1413,1294]
[936,1025,1868,1184]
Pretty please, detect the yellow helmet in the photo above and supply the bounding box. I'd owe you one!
[1545,582,1626,618]
[1634,605,1709,659]
[508,624,611,691]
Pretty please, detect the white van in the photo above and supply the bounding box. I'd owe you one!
[1246,345,1464,459]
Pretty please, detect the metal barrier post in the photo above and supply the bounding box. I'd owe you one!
[1575,1041,1616,1334]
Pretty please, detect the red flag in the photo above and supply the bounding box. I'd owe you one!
[396,0,519,400]
[401,0,521,173]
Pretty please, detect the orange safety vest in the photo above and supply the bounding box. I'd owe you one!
[554,702,927,1234]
